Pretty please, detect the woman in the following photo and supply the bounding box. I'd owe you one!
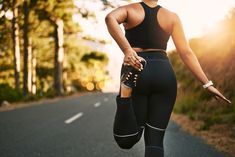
[105,0,232,156]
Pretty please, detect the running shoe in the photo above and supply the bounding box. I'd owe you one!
[120,58,147,89]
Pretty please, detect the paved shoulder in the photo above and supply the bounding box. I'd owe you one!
[165,120,231,157]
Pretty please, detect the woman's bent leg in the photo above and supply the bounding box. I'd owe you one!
[113,90,147,149]
[113,94,140,149]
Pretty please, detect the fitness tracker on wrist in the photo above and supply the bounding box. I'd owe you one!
[203,80,213,89]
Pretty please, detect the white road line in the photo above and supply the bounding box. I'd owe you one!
[94,102,101,108]
[65,112,83,124]
[104,97,108,102]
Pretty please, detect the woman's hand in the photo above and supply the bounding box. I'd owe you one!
[123,49,144,71]
[206,86,232,104]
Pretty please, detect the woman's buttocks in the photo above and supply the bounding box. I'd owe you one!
[134,51,177,95]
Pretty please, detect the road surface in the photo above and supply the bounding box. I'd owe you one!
[0,92,231,157]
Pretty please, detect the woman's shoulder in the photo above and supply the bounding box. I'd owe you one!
[113,2,143,16]
[160,6,178,18]
[159,6,181,23]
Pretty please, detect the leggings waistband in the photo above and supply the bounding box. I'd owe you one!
[136,50,168,60]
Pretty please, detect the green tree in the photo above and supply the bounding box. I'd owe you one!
[0,0,109,102]
[0,0,21,90]
[35,0,78,95]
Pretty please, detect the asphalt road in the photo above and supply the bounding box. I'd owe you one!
[0,92,232,157]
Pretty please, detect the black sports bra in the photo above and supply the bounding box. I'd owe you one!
[125,2,170,50]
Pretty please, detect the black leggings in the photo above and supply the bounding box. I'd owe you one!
[113,50,177,157]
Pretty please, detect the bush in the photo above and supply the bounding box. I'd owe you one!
[0,84,23,103]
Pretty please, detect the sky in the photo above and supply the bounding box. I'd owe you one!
[74,0,235,92]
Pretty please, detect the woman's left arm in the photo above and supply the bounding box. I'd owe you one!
[171,13,231,104]
[171,13,209,85]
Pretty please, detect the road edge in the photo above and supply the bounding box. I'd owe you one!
[171,112,235,157]
[0,91,94,112]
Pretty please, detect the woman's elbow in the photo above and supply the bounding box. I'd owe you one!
[105,13,114,24]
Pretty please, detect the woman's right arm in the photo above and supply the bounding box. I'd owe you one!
[105,6,143,70]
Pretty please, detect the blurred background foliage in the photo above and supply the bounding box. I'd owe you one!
[0,0,111,103]
[169,8,235,129]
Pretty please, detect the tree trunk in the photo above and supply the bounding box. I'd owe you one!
[23,0,29,96]
[54,19,64,95]
[27,38,32,94]
[32,49,36,94]
[11,0,20,90]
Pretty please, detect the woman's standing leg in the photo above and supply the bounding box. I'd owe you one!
[143,58,177,157]
[144,92,177,157]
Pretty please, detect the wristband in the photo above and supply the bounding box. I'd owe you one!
[203,80,213,89]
